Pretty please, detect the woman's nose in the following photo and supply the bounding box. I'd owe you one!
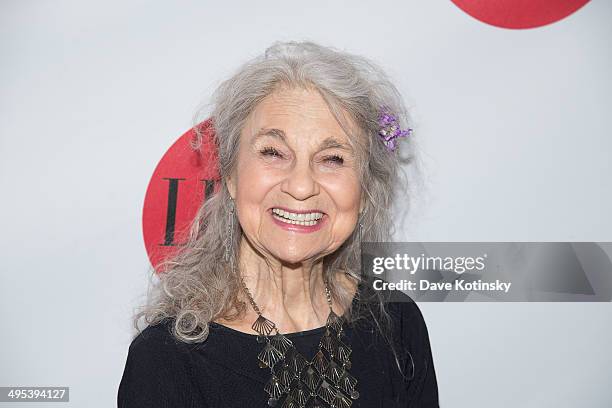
[280,161,319,201]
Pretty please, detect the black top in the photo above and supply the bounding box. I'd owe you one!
[117,281,439,407]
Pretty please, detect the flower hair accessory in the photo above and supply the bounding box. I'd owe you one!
[378,105,412,152]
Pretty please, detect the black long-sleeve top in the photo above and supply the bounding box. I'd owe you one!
[118,280,439,407]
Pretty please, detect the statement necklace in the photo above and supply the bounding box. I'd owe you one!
[240,277,360,408]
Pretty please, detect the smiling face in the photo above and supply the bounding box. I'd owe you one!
[226,86,364,265]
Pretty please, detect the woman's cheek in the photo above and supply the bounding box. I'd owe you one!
[321,175,361,207]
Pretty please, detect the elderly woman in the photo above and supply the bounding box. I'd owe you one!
[118,41,438,407]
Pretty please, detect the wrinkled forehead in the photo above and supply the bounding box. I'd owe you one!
[241,85,362,152]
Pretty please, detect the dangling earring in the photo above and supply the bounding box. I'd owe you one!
[358,217,363,244]
[357,213,365,275]
[358,211,365,244]
[224,197,234,263]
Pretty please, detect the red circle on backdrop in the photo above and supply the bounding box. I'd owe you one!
[142,119,220,273]
[450,0,590,29]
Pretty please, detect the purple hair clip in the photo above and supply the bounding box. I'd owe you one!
[378,106,412,152]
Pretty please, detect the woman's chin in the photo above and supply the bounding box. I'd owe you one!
[266,249,321,267]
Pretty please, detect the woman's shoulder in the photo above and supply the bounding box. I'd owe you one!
[130,318,175,345]
[118,318,209,407]
[126,317,193,361]
[358,275,429,333]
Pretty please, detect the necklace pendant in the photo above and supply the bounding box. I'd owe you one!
[258,342,283,369]
[289,384,308,406]
[264,375,284,399]
[243,279,359,407]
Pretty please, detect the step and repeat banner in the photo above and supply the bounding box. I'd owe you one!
[2,1,610,407]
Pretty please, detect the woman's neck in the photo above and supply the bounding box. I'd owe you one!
[237,237,330,333]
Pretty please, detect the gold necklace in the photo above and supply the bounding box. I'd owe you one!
[240,277,360,408]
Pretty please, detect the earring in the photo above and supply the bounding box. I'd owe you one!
[358,212,364,244]
[224,197,234,263]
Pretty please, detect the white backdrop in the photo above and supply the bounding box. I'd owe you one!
[1,1,611,407]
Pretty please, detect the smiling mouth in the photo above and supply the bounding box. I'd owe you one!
[270,208,325,226]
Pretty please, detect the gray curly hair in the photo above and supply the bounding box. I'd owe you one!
[134,40,421,375]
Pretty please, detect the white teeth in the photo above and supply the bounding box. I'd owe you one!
[271,208,324,226]
[271,208,323,222]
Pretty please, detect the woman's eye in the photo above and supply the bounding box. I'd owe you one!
[259,146,283,158]
[324,154,344,165]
